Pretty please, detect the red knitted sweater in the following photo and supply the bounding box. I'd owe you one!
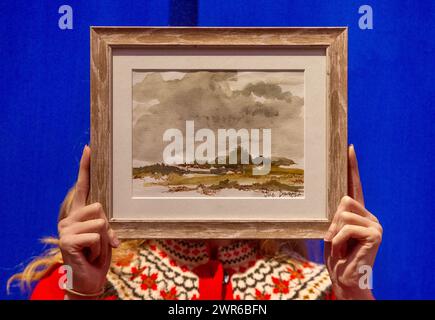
[31,240,334,300]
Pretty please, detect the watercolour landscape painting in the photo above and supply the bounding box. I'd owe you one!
[132,70,305,198]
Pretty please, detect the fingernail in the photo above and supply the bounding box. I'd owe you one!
[324,230,333,242]
[112,236,120,248]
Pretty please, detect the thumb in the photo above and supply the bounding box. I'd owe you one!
[71,145,91,211]
[348,144,365,205]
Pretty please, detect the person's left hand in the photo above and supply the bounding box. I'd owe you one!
[324,145,383,300]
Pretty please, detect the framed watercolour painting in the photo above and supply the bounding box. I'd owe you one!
[90,27,348,239]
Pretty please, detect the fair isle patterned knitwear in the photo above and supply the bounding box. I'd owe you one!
[104,240,333,300]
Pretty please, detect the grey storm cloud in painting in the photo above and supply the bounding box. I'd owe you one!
[132,70,305,198]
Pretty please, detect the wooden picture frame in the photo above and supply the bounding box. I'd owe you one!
[90,27,347,239]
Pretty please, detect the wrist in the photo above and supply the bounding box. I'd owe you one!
[333,285,375,300]
[63,286,105,300]
[64,292,99,300]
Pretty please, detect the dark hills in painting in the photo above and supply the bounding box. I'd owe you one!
[133,147,303,197]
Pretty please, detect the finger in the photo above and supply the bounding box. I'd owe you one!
[338,196,379,223]
[67,202,105,224]
[108,228,120,248]
[98,228,110,266]
[59,218,108,238]
[325,210,369,242]
[86,235,102,263]
[340,211,380,231]
[325,196,380,241]
[331,225,380,258]
[60,233,101,262]
[348,145,365,206]
[71,145,91,211]
[327,211,375,239]
[62,221,117,261]
[59,223,112,264]
[58,203,106,236]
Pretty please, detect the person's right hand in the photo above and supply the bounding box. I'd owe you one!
[58,145,119,299]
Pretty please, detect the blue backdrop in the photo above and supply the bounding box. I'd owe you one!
[1,0,434,300]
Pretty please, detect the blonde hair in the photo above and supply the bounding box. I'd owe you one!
[8,187,307,295]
